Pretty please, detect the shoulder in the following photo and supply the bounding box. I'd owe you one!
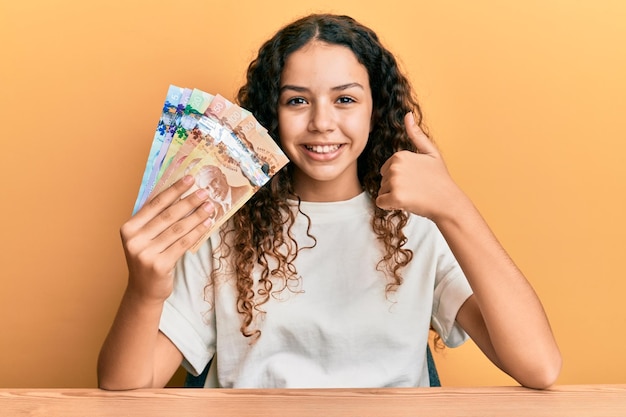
[404,213,443,241]
[401,213,458,263]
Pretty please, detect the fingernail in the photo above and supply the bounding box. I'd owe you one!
[183,175,194,184]
[196,188,209,199]
[203,201,214,212]
[409,111,416,125]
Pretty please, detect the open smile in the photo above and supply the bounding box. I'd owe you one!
[304,144,343,154]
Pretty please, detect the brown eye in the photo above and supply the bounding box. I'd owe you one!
[286,97,307,105]
[337,96,356,104]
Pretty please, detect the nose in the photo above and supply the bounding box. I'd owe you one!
[308,102,335,133]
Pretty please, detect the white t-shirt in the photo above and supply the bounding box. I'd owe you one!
[159,192,473,388]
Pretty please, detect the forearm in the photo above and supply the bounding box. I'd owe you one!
[97,287,174,390]
[98,177,214,389]
[377,113,561,387]
[435,195,561,388]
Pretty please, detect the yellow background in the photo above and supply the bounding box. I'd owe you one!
[1,0,624,388]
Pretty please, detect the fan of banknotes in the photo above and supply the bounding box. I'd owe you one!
[133,85,289,251]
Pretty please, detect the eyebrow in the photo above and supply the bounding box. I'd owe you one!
[279,82,365,94]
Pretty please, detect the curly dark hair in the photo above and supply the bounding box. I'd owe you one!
[215,13,429,339]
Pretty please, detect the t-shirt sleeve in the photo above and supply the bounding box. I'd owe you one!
[159,240,217,376]
[429,228,474,348]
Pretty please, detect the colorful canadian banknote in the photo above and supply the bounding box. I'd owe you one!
[133,85,187,214]
[133,85,290,250]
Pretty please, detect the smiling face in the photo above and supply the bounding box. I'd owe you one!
[278,41,373,202]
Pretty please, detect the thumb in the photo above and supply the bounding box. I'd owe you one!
[405,112,437,155]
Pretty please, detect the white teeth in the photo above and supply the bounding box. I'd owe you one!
[305,144,341,153]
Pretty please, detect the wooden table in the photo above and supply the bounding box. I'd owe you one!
[1,385,624,417]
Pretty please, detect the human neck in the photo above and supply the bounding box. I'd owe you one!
[291,174,363,202]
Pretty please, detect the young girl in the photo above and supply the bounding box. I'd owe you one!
[98,13,561,390]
